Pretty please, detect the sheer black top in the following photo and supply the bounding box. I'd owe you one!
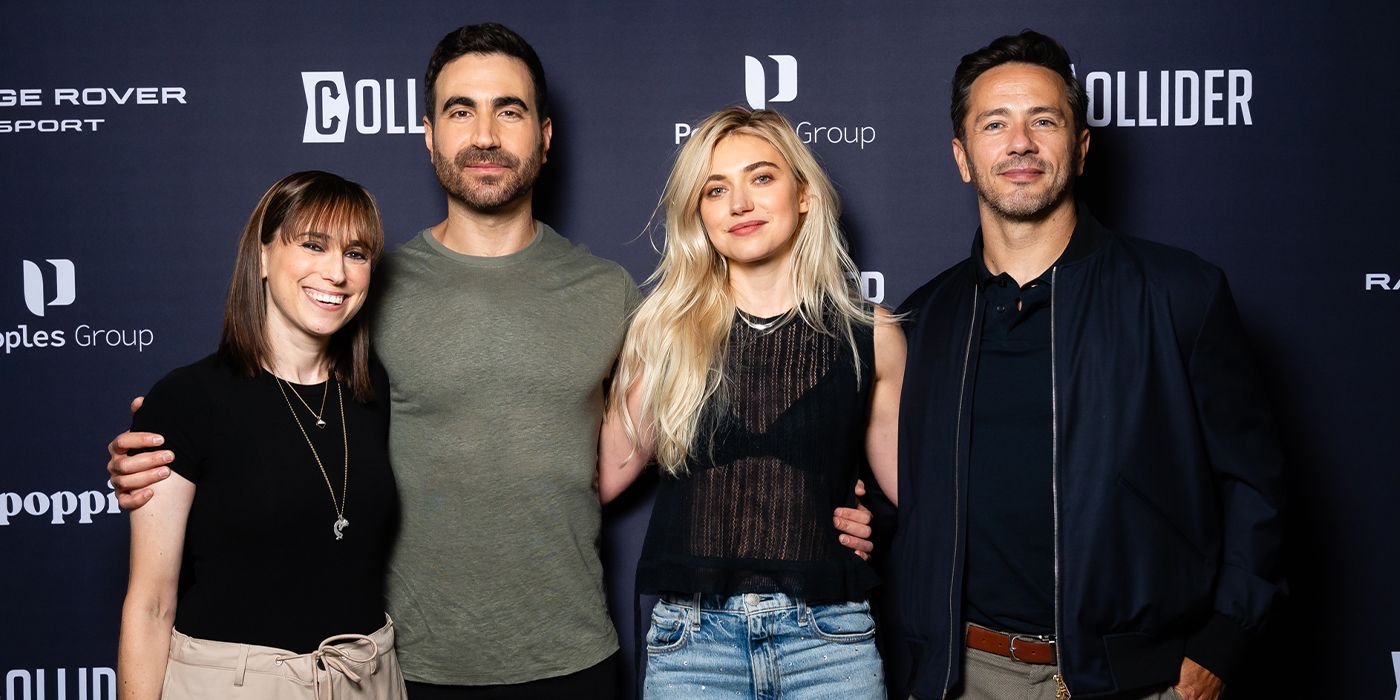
[635,311,880,601]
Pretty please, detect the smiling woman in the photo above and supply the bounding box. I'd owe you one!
[597,107,906,699]
[116,171,408,700]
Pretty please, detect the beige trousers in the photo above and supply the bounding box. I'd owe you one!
[162,616,407,699]
[947,647,1181,700]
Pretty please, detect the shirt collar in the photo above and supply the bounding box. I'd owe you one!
[971,202,1098,288]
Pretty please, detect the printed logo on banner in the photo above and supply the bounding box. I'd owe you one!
[21,259,75,317]
[1392,652,1399,700]
[1076,67,1254,128]
[859,271,885,304]
[0,85,186,135]
[6,258,156,354]
[303,71,350,143]
[1364,273,1399,291]
[301,71,425,143]
[4,667,115,700]
[0,480,120,526]
[673,54,877,151]
[745,55,798,109]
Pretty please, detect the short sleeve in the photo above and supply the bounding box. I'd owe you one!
[620,266,642,317]
[130,365,211,484]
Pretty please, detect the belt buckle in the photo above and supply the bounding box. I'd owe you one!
[1008,633,1054,663]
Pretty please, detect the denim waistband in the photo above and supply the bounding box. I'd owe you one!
[660,592,821,615]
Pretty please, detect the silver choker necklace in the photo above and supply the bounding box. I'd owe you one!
[737,310,783,332]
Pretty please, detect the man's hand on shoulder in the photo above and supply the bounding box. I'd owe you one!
[1174,657,1224,700]
[108,396,173,510]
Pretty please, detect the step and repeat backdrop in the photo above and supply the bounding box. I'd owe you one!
[2,1,1396,698]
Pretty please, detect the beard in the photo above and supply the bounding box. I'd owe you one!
[433,139,543,211]
[968,149,1077,223]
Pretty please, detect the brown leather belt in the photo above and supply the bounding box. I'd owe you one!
[966,623,1057,665]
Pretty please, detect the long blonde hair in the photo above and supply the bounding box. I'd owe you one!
[611,106,873,476]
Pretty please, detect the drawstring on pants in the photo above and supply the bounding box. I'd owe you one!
[276,633,379,700]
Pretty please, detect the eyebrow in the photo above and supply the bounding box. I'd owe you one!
[975,105,1066,122]
[440,95,530,114]
[705,160,780,182]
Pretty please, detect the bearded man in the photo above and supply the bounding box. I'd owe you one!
[892,31,1286,700]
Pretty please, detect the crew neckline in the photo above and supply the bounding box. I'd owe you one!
[418,222,546,267]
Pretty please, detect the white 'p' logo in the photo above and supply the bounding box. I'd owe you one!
[22,259,75,317]
[302,71,349,143]
[745,55,797,110]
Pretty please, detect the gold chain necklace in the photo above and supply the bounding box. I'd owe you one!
[284,378,330,428]
[275,376,349,540]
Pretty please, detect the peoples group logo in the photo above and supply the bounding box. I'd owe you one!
[858,271,885,304]
[5,258,156,354]
[673,54,877,150]
[21,258,74,317]
[302,71,426,143]
[745,55,798,110]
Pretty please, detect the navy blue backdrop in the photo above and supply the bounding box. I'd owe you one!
[2,2,1397,698]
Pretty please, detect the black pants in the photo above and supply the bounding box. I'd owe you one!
[405,651,620,700]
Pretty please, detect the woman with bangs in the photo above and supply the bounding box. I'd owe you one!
[118,171,407,699]
[598,107,906,698]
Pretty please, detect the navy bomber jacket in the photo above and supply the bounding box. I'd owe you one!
[892,209,1286,698]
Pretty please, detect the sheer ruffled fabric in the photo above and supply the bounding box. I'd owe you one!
[636,312,880,602]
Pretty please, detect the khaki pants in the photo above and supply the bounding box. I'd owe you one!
[163,616,407,699]
[948,647,1180,700]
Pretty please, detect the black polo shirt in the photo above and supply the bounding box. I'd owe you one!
[963,222,1091,636]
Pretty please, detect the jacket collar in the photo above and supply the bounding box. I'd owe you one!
[970,201,1108,284]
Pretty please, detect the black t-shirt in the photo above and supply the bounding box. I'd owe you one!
[132,353,398,653]
[964,271,1055,634]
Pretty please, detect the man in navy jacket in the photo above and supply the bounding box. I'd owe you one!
[892,31,1285,700]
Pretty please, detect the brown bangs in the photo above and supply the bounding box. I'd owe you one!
[275,187,385,264]
[219,170,385,402]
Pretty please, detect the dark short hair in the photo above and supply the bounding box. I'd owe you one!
[423,22,549,123]
[950,30,1087,141]
[219,171,384,402]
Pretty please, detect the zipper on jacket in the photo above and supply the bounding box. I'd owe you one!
[1049,266,1068,697]
[942,284,979,698]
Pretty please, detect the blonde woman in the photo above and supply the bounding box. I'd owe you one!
[118,172,406,699]
[598,107,905,698]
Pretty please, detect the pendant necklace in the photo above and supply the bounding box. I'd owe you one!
[276,375,350,540]
[283,378,330,428]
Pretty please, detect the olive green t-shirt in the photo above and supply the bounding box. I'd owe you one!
[371,223,638,684]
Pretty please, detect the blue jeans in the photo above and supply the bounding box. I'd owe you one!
[644,593,886,699]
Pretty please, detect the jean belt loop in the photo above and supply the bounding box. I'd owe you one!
[690,593,701,631]
[796,597,809,627]
[232,644,249,687]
